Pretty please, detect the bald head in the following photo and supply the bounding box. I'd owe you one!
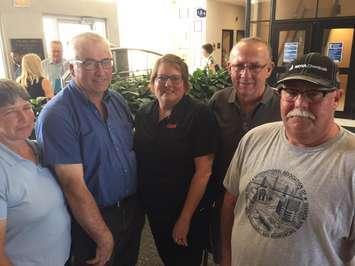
[230,37,272,62]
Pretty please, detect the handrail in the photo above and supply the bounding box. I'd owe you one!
[110,47,163,56]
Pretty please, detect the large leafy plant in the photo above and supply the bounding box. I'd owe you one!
[31,68,231,117]
[111,74,154,115]
[189,68,231,103]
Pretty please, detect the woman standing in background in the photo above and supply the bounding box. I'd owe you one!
[17,53,54,99]
[202,43,220,73]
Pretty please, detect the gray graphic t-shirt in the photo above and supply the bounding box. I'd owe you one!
[224,122,355,266]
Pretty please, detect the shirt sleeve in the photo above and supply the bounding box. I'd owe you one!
[35,105,82,166]
[0,166,8,220]
[348,170,355,260]
[190,104,218,158]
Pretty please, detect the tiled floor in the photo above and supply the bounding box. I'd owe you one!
[137,219,216,266]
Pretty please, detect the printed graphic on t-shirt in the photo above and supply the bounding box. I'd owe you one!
[245,169,308,238]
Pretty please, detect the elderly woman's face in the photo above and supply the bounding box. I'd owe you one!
[0,98,34,143]
[153,62,187,108]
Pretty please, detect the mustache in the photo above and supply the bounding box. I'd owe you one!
[286,108,316,120]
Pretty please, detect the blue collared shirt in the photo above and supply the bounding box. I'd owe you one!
[35,80,137,206]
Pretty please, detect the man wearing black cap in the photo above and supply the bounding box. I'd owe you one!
[221,52,355,266]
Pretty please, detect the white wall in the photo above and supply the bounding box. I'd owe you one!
[206,0,245,65]
[0,0,119,78]
[117,0,207,72]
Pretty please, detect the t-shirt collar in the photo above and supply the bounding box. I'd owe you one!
[0,140,39,166]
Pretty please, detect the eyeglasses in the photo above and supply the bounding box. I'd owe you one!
[278,86,336,103]
[155,75,182,85]
[72,58,113,71]
[230,63,268,74]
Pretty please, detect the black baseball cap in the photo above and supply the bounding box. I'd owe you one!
[276,52,340,91]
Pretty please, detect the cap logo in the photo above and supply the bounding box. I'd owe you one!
[291,63,328,72]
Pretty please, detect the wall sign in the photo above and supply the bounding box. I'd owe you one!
[327,42,343,63]
[196,8,206,18]
[10,38,45,59]
[283,42,298,63]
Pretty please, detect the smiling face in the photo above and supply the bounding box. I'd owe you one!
[71,39,113,100]
[152,62,187,109]
[50,42,63,64]
[0,98,34,144]
[228,41,273,105]
[280,80,342,146]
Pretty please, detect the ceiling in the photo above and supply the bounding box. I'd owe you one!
[215,0,245,6]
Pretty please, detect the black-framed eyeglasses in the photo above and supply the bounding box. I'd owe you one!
[72,58,113,71]
[277,85,336,103]
[230,63,268,74]
[155,75,182,85]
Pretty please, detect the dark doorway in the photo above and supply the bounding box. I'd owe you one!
[221,29,234,68]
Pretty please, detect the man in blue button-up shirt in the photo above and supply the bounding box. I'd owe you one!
[36,32,144,266]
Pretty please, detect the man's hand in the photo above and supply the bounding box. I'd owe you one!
[86,231,114,266]
[54,164,114,266]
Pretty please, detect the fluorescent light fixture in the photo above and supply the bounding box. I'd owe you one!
[13,0,31,7]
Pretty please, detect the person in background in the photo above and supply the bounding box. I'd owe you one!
[134,54,218,266]
[10,50,22,80]
[41,40,69,94]
[36,32,144,266]
[209,37,281,263]
[202,43,219,73]
[0,79,70,265]
[17,53,54,99]
[221,52,355,266]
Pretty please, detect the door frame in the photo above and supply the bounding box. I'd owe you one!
[221,29,234,68]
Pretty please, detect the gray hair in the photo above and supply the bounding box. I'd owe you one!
[0,79,30,108]
[70,32,112,60]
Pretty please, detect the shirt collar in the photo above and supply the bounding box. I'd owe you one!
[49,58,63,65]
[152,94,189,123]
[69,80,112,106]
[0,140,38,166]
[227,85,275,105]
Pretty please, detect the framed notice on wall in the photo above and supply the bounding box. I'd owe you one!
[283,42,298,63]
[10,38,45,59]
[327,42,343,63]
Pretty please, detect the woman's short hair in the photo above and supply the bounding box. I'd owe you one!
[0,79,30,108]
[202,43,214,55]
[149,54,190,91]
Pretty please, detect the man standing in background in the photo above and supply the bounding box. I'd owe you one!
[42,40,69,94]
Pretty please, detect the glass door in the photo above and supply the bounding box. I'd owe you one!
[270,19,355,119]
[270,22,313,86]
[318,24,355,117]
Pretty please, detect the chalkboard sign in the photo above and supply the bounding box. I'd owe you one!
[10,38,45,59]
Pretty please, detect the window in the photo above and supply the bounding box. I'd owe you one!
[0,22,6,79]
[43,15,107,60]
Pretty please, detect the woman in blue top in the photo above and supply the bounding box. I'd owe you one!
[0,79,70,265]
